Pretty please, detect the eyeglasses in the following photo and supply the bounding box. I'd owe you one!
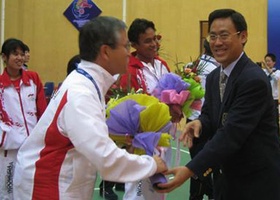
[207,31,241,42]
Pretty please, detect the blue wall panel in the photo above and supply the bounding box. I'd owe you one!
[268,0,280,69]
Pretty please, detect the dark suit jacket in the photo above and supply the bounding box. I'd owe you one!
[187,53,280,200]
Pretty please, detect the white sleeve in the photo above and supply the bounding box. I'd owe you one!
[271,70,280,81]
[58,89,157,182]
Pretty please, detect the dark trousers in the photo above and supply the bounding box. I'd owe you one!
[212,170,225,200]
[99,180,116,190]
[187,119,213,200]
[99,180,124,191]
[189,139,214,200]
[274,100,279,135]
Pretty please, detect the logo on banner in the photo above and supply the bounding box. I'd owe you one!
[64,0,102,30]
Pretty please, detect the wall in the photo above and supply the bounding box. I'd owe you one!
[1,0,267,84]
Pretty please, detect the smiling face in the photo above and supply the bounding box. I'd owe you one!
[2,47,25,71]
[265,56,276,69]
[132,27,157,63]
[209,17,247,68]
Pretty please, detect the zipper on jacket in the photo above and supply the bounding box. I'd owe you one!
[17,89,30,136]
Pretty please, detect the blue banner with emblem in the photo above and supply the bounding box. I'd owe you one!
[64,0,102,30]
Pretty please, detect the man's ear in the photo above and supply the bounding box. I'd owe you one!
[240,30,248,45]
[100,44,110,60]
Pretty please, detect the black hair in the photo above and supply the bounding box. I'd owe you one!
[265,53,276,62]
[1,38,25,59]
[208,9,247,33]
[67,54,81,75]
[203,40,213,57]
[128,18,156,44]
[24,43,30,52]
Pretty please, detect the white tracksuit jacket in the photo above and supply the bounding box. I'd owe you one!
[0,68,47,149]
[0,68,47,199]
[13,61,157,200]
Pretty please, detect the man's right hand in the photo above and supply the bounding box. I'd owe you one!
[153,155,168,174]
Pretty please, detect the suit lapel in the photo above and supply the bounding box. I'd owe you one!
[217,53,250,126]
[222,53,249,103]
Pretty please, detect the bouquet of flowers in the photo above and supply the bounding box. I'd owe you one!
[105,57,206,187]
[171,57,207,117]
[106,94,172,186]
[175,57,206,100]
[152,72,204,119]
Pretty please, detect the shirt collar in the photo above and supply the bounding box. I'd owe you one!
[221,52,244,77]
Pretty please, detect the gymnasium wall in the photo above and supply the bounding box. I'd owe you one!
[1,0,267,84]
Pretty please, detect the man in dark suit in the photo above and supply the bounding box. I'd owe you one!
[156,9,280,200]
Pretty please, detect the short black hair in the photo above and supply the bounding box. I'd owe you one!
[128,18,156,44]
[67,54,80,75]
[265,53,276,62]
[208,9,247,33]
[203,40,213,57]
[1,38,25,58]
[24,43,30,52]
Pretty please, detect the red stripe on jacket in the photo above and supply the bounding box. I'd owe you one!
[32,91,74,199]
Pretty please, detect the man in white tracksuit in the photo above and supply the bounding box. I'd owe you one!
[13,16,167,200]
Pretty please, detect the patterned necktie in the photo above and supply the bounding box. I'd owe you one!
[219,71,227,101]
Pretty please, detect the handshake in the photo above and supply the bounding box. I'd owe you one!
[152,119,201,193]
[153,154,194,193]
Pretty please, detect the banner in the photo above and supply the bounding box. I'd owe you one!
[64,0,102,30]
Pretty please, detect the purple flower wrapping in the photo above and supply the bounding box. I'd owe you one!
[106,98,171,186]
[152,73,190,99]
[107,100,145,135]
